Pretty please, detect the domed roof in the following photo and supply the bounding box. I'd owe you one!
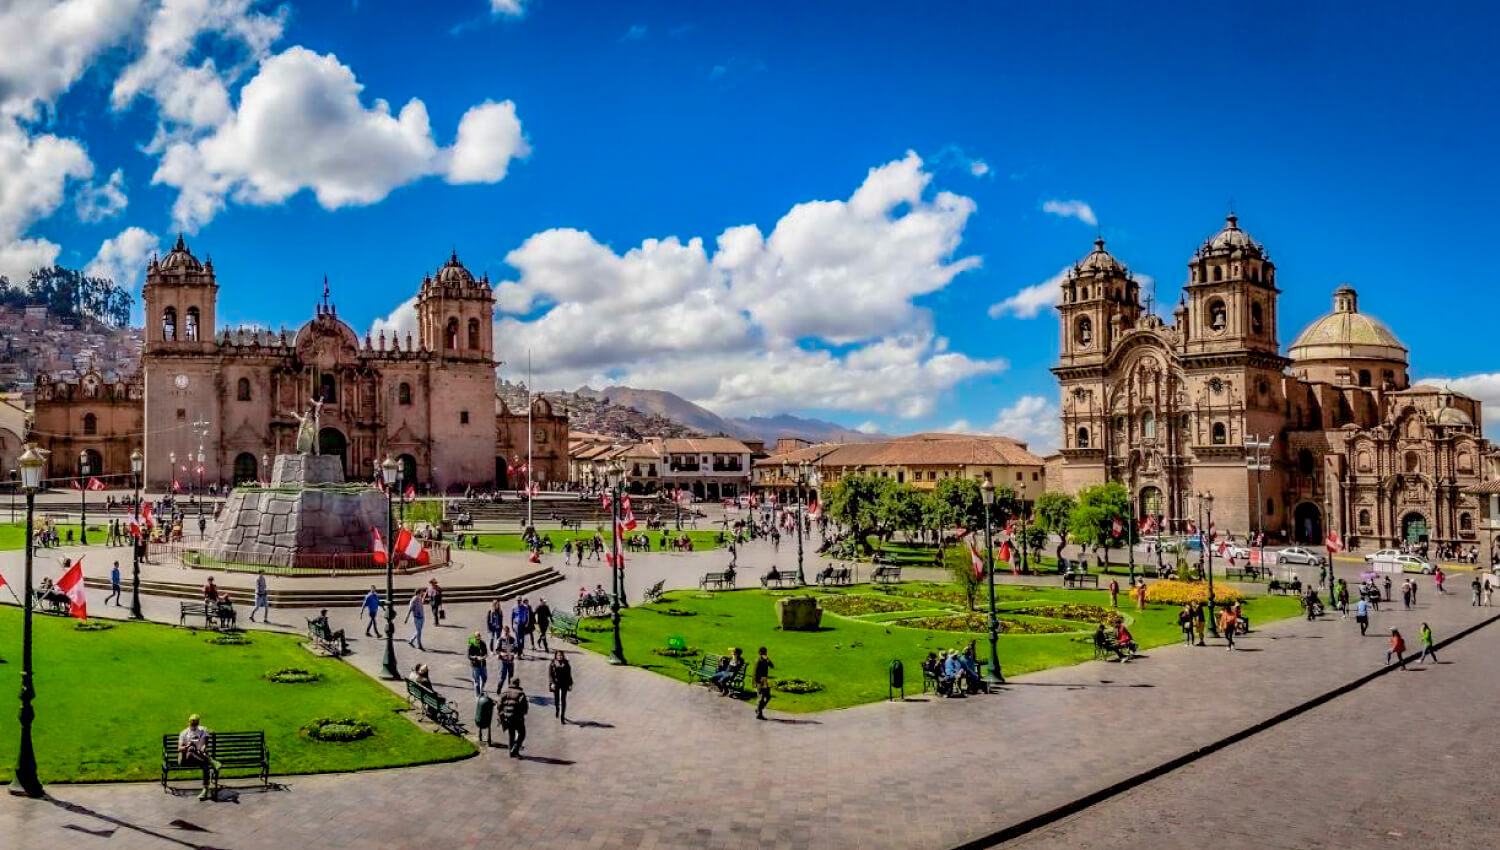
[435,250,476,286]
[159,234,204,272]
[1075,237,1126,275]
[1202,213,1264,257]
[1288,285,1408,364]
[1435,405,1474,427]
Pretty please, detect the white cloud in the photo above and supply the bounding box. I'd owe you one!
[76,168,129,222]
[989,266,1069,320]
[970,160,990,177]
[84,226,159,292]
[1042,199,1097,227]
[153,46,528,230]
[0,118,94,280]
[1419,374,1500,428]
[489,0,525,16]
[369,295,419,346]
[0,0,145,119]
[951,395,1061,453]
[855,421,881,434]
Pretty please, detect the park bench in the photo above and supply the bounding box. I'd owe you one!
[1091,631,1125,661]
[32,591,69,616]
[178,600,233,630]
[643,579,666,604]
[1268,578,1303,595]
[405,680,464,734]
[685,653,746,693]
[305,618,348,656]
[1225,565,1267,581]
[872,565,903,584]
[700,570,736,590]
[760,568,800,589]
[816,566,853,586]
[575,593,612,618]
[1063,572,1100,589]
[160,731,269,792]
[551,611,580,643]
[1056,557,1089,575]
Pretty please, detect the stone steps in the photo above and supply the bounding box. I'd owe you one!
[82,567,565,609]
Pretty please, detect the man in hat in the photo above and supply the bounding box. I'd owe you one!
[177,713,221,800]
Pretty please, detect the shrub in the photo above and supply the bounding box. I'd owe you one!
[305,717,374,742]
[206,633,250,645]
[267,668,321,684]
[650,646,700,658]
[1143,580,1246,606]
[74,621,114,631]
[773,678,824,694]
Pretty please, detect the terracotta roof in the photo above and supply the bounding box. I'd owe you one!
[1463,480,1500,496]
[660,437,751,454]
[756,433,1045,469]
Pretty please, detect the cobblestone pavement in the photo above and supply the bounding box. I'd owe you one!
[2,532,1496,849]
[1008,616,1500,850]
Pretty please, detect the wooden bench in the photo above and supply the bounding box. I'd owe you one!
[1063,572,1100,589]
[305,618,348,656]
[643,579,666,604]
[33,591,69,616]
[685,653,745,693]
[1268,578,1303,595]
[405,680,463,734]
[872,565,903,584]
[575,594,612,618]
[816,566,853,586]
[179,600,231,630]
[1225,566,1267,581]
[161,731,269,792]
[760,569,800,589]
[551,611,580,643]
[700,570,736,590]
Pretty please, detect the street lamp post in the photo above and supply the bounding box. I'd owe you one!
[196,447,206,534]
[606,461,627,665]
[379,457,400,680]
[78,450,89,545]
[785,461,810,585]
[9,444,48,798]
[1200,491,1219,638]
[129,448,144,620]
[980,480,1005,684]
[1246,435,1273,573]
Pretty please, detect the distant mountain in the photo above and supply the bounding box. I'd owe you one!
[571,385,883,445]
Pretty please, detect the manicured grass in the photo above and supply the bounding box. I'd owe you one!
[574,582,1305,713]
[467,529,724,552]
[0,608,474,783]
[0,522,93,550]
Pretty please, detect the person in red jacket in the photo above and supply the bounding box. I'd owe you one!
[1386,628,1407,669]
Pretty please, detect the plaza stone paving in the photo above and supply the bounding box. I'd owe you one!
[2,536,1497,850]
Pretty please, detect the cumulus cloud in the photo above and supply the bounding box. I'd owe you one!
[76,168,129,222]
[489,0,526,16]
[0,118,94,280]
[1419,374,1500,428]
[988,266,1070,320]
[951,395,1062,453]
[446,100,530,184]
[1042,199,1097,227]
[370,295,420,346]
[85,226,159,292]
[0,0,144,119]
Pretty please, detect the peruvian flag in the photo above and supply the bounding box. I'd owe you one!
[1184,519,1197,535]
[70,478,83,490]
[620,496,637,531]
[171,479,182,493]
[967,538,985,579]
[1111,517,1124,538]
[1325,531,1344,554]
[194,464,205,475]
[392,528,430,565]
[807,499,821,521]
[1215,539,1229,557]
[371,528,388,566]
[403,485,416,503]
[1140,515,1159,535]
[998,540,1017,575]
[57,558,87,620]
[87,477,107,491]
[601,493,612,510]
[1004,518,1017,537]
[525,481,540,497]
[141,502,155,530]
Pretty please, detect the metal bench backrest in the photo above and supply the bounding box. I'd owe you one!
[210,732,267,763]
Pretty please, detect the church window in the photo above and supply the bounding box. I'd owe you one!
[237,378,251,401]
[1076,317,1093,347]
[398,382,412,405]
[1404,451,1421,474]
[1267,499,1275,516]
[446,318,459,350]
[467,318,481,350]
[1211,422,1226,444]
[320,373,336,404]
[1357,451,1373,473]
[1076,427,1090,449]
[1382,370,1395,388]
[1142,410,1156,438]
[1299,449,1316,476]
[1114,415,1125,432]
[162,307,177,341]
[1461,512,1474,531]
[1459,451,1473,473]
[1213,266,1222,282]
[1207,299,1227,332]
[1358,369,1371,387]
[1358,509,1371,528]
[83,413,97,435]
[460,410,470,425]
[1251,302,1264,334]
[185,307,199,341]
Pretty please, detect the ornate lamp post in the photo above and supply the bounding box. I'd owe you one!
[169,451,177,498]
[196,447,206,530]
[379,457,400,680]
[1199,490,1219,638]
[10,444,48,798]
[129,448,144,620]
[981,480,1005,684]
[606,461,627,664]
[784,461,811,585]
[78,449,90,545]
[1245,434,1272,573]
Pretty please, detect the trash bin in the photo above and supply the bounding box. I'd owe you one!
[475,694,495,745]
[888,659,904,701]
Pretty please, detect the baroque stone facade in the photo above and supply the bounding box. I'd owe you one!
[135,236,566,492]
[1051,215,1493,549]
[30,370,144,482]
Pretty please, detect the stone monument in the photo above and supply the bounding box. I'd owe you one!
[776,596,824,631]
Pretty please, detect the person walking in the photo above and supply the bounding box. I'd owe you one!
[1383,575,1392,602]
[497,678,529,758]
[1471,576,1482,607]
[1401,580,1412,610]
[1108,578,1120,609]
[361,585,381,636]
[466,631,489,695]
[1219,606,1238,651]
[496,627,518,690]
[1417,622,1438,664]
[486,600,505,650]
[548,650,573,724]
[534,599,552,652]
[511,599,531,659]
[1193,600,1207,646]
[1133,580,1147,611]
[405,588,426,649]
[107,561,122,606]
[1434,568,1445,594]
[1386,628,1407,669]
[1178,604,1194,646]
[753,646,775,720]
[1355,596,1370,636]
[250,573,269,623]
[427,579,444,624]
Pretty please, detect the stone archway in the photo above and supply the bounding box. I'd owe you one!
[232,452,258,485]
[1138,485,1163,522]
[1293,502,1322,544]
[318,427,348,476]
[1401,512,1429,544]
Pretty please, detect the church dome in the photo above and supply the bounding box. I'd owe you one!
[159,234,204,272]
[435,250,476,286]
[1202,213,1264,257]
[1288,284,1408,364]
[1435,405,1474,427]
[1076,237,1125,275]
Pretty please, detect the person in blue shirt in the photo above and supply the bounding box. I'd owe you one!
[511,599,531,658]
[1355,596,1370,636]
[107,561,122,606]
[362,586,382,637]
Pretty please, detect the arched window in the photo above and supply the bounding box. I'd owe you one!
[1266,499,1275,516]
[184,307,199,341]
[82,413,97,435]
[1251,302,1264,334]
[233,452,258,484]
[397,382,412,405]
[467,318,480,350]
[236,377,251,401]
[1358,369,1371,387]
[1207,299,1227,331]
[1076,317,1092,347]
[1076,427,1090,449]
[320,373,336,404]
[1404,451,1421,474]
[1141,410,1156,438]
[162,307,177,341]
[1299,449,1317,476]
[1461,512,1474,531]
[446,318,459,350]
[1211,422,1226,444]
[1382,370,1395,389]
[1213,266,1222,282]
[1358,509,1371,527]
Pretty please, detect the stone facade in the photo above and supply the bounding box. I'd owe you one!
[1051,215,1495,549]
[30,370,144,482]
[204,453,388,565]
[136,237,567,493]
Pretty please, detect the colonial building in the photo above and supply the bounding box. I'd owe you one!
[118,236,565,491]
[1051,214,1493,549]
[29,370,144,483]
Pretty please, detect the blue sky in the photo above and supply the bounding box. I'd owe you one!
[6,0,1498,448]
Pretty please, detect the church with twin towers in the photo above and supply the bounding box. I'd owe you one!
[1050,214,1496,551]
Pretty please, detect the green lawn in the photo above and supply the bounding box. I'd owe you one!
[0,608,474,783]
[467,529,725,552]
[574,582,1304,713]
[0,522,92,550]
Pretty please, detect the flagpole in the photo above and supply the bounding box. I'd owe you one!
[526,349,533,530]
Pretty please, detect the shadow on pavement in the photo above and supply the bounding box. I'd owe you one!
[47,796,234,850]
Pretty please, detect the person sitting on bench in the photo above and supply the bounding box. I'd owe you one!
[407,663,433,690]
[1115,621,1138,660]
[709,647,744,695]
[177,713,221,801]
[816,565,834,583]
[215,593,237,628]
[311,608,346,648]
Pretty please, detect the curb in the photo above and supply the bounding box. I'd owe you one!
[953,608,1500,850]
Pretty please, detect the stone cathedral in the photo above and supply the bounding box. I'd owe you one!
[1051,214,1494,549]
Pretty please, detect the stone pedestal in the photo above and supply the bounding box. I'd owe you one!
[777,596,823,631]
[271,453,345,486]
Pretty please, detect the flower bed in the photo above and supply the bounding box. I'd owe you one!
[651,646,700,658]
[74,621,114,631]
[1004,604,1115,624]
[818,594,921,617]
[267,668,321,684]
[893,613,1078,634]
[304,716,374,742]
[1144,580,1247,606]
[206,633,250,645]
[773,678,824,694]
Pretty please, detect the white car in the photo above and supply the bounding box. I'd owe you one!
[1364,548,1401,563]
[1225,545,1252,561]
[1274,546,1326,567]
[1373,554,1435,574]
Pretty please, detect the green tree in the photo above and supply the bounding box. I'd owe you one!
[824,474,891,554]
[1068,482,1131,570]
[877,483,924,542]
[1033,491,1076,563]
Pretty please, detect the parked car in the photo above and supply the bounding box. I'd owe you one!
[1372,554,1435,574]
[1274,546,1326,567]
[1226,545,1252,561]
[1364,548,1402,563]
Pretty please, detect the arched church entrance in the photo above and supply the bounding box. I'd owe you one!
[495,457,508,489]
[1293,502,1322,544]
[1138,486,1163,524]
[233,452,258,485]
[318,428,348,476]
[1401,512,1429,544]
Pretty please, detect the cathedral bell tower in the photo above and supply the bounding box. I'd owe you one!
[1182,214,1280,357]
[415,251,495,363]
[142,235,218,353]
[1056,237,1142,368]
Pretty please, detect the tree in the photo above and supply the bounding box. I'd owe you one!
[950,553,983,612]
[824,474,892,554]
[877,483,924,542]
[1033,491,1076,564]
[1068,482,1131,569]
[1,265,134,327]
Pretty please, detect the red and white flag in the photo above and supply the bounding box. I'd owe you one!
[194,464,205,475]
[1004,518,1017,537]
[70,478,83,491]
[87,476,107,491]
[526,481,540,498]
[807,499,821,521]
[601,493,612,510]
[371,528,388,566]
[1215,539,1229,557]
[1111,517,1124,538]
[1139,514,1159,535]
[967,538,985,579]
[1184,519,1197,535]
[392,528,430,565]
[141,502,155,529]
[403,485,416,503]
[171,479,182,493]
[1325,531,1344,554]
[57,558,87,620]
[620,496,637,531]
[998,540,1017,575]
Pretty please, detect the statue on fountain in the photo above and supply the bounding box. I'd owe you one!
[289,397,325,455]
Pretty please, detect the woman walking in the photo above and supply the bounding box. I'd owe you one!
[1417,622,1438,664]
[548,650,573,724]
[753,646,775,720]
[486,600,505,650]
[1386,627,1407,669]
[405,588,426,650]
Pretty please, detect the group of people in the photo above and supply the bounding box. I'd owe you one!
[922,642,986,695]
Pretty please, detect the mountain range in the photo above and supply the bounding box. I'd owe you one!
[572,386,882,445]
